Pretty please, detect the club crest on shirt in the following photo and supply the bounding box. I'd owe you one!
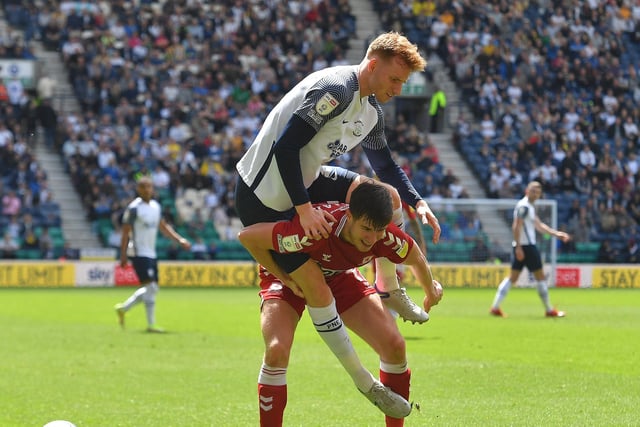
[352,120,364,137]
[315,93,339,116]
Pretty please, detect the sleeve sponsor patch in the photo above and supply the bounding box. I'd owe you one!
[315,92,339,116]
[277,234,304,252]
[396,240,409,258]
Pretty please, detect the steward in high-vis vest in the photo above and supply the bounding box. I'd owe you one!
[429,85,447,133]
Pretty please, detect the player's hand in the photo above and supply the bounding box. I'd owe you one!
[557,232,571,243]
[423,280,443,312]
[416,200,441,244]
[178,237,192,250]
[515,246,525,261]
[282,277,304,298]
[299,204,335,240]
[120,259,128,269]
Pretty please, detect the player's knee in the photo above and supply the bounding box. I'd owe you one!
[379,332,406,363]
[264,340,292,367]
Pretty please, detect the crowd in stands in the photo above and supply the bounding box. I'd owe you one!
[1,0,639,264]
[374,0,640,263]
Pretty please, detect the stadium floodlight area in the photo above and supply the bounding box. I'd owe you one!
[420,198,558,286]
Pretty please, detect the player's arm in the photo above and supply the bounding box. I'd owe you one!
[363,135,441,243]
[119,222,132,268]
[401,243,442,312]
[159,219,191,250]
[237,222,298,292]
[274,87,344,239]
[512,212,525,261]
[534,217,571,242]
[405,205,427,254]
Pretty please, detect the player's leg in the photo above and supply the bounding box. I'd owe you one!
[308,167,427,324]
[114,257,149,329]
[528,248,565,317]
[116,257,163,332]
[258,277,304,427]
[237,177,364,378]
[287,260,376,391]
[338,272,411,426]
[490,248,523,317]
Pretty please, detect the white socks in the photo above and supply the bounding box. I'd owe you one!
[121,282,158,326]
[536,280,552,311]
[258,363,287,386]
[492,277,511,308]
[307,300,375,392]
[374,205,404,293]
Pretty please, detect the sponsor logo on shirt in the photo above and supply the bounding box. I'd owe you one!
[327,140,348,159]
[382,231,410,258]
[315,92,339,116]
[277,234,310,252]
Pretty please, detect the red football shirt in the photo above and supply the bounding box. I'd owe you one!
[271,202,414,277]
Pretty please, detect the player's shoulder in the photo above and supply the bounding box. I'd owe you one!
[313,201,348,216]
[306,66,359,104]
[127,197,142,209]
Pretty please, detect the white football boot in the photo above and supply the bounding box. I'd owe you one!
[376,285,429,324]
[360,379,412,418]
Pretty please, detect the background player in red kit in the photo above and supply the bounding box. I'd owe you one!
[238,182,443,427]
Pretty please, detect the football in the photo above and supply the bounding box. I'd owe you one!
[43,421,76,427]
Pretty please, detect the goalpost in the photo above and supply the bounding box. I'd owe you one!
[416,198,559,286]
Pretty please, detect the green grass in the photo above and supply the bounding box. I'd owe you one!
[0,287,638,427]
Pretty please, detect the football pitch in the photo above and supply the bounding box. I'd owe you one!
[0,287,638,427]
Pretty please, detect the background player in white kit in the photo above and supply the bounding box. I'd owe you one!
[114,176,191,332]
[235,31,441,414]
[490,181,571,318]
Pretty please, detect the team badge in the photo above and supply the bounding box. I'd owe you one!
[353,120,364,137]
[315,93,339,116]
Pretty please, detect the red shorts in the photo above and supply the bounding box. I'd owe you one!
[258,268,376,317]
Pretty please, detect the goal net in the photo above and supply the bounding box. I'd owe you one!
[407,198,558,287]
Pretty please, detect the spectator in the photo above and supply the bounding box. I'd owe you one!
[597,240,619,263]
[0,231,19,259]
[39,226,55,259]
[574,168,592,196]
[470,236,490,262]
[190,236,209,260]
[625,239,639,264]
[36,98,58,148]
[21,228,40,250]
[2,190,21,216]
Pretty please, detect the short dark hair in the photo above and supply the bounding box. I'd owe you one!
[349,181,393,229]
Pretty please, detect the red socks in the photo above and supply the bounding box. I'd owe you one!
[380,369,411,427]
[258,383,287,427]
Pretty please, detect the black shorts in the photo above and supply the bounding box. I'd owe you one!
[234,166,358,273]
[511,245,543,272]
[130,257,158,283]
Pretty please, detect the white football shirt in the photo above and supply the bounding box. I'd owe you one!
[513,196,537,246]
[122,197,162,258]
[236,65,386,211]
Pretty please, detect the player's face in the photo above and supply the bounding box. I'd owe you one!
[368,56,410,103]
[527,185,542,202]
[137,181,154,202]
[346,215,387,252]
